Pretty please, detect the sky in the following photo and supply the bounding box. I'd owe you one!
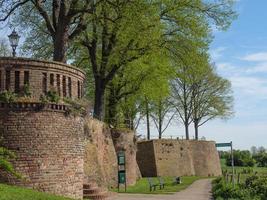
[139,0,267,150]
[1,0,267,150]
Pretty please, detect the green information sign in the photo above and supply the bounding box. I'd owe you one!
[216,143,232,147]
[118,154,125,165]
[118,171,126,184]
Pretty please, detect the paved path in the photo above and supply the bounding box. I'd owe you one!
[112,179,213,200]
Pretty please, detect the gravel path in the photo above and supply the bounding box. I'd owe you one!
[111,179,213,200]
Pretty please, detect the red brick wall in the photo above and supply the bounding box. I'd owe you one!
[0,57,85,100]
[0,106,84,199]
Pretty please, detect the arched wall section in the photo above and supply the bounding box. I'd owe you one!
[0,57,86,100]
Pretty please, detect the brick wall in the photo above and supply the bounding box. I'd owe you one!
[137,139,222,177]
[0,106,84,199]
[0,57,85,100]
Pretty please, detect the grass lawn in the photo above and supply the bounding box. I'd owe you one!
[0,184,74,200]
[115,176,205,194]
[220,159,267,183]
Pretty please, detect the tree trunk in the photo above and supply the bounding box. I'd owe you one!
[194,121,199,140]
[159,117,162,139]
[93,77,105,120]
[145,100,150,140]
[185,121,189,140]
[53,25,69,63]
[106,90,117,126]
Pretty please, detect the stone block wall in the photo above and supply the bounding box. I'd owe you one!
[111,129,141,186]
[83,118,118,188]
[0,105,84,199]
[137,139,221,177]
[0,57,85,100]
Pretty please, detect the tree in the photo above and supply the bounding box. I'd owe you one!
[170,63,195,140]
[0,38,10,56]
[78,0,162,120]
[191,64,234,140]
[0,0,94,62]
[150,97,176,139]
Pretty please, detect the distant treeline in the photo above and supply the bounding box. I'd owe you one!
[219,146,267,167]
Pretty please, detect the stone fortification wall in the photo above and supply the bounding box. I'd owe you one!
[0,104,84,199]
[0,57,85,100]
[137,139,221,177]
[83,118,118,188]
[111,129,141,186]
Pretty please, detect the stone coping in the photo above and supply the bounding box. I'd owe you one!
[0,102,68,112]
[0,57,85,76]
[137,139,215,143]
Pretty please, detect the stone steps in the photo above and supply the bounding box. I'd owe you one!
[83,183,110,200]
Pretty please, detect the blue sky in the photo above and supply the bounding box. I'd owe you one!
[1,0,266,150]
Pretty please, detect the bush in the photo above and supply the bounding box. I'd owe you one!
[212,177,248,199]
[226,150,255,167]
[0,90,17,103]
[243,176,267,200]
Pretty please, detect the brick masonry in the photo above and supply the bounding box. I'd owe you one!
[137,139,222,177]
[0,57,85,100]
[0,108,85,199]
[0,58,87,199]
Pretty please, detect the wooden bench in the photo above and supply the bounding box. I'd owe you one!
[158,177,165,189]
[147,177,158,191]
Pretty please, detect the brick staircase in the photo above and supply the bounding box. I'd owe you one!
[83,182,111,200]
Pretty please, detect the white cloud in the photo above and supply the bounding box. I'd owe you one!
[241,52,267,62]
[210,47,227,60]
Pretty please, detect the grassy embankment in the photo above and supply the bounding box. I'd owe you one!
[0,184,74,200]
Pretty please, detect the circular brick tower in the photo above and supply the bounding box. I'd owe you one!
[0,57,86,199]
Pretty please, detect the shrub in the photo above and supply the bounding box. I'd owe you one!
[226,150,255,167]
[0,90,17,103]
[0,146,20,178]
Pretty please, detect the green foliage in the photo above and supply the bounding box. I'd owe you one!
[20,84,31,97]
[0,146,20,178]
[212,177,256,200]
[40,90,60,103]
[0,91,17,103]
[213,174,267,200]
[63,98,89,117]
[0,38,11,57]
[225,150,256,167]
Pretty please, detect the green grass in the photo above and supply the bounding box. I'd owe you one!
[115,176,205,194]
[0,184,74,200]
[220,159,267,184]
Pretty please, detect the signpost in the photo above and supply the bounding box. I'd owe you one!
[117,151,126,192]
[216,141,235,186]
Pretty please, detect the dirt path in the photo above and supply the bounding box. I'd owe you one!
[111,179,213,200]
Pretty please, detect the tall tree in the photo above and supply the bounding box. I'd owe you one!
[191,64,234,139]
[150,97,176,139]
[0,0,94,62]
[78,0,162,120]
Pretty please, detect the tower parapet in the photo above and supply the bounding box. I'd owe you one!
[0,57,85,101]
[0,57,86,199]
